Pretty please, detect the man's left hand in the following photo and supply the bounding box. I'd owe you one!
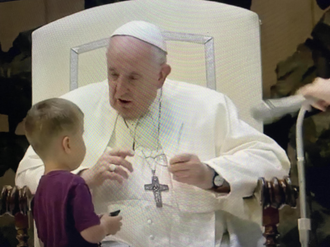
[169,154,214,190]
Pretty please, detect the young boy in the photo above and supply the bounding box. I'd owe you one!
[24,98,122,247]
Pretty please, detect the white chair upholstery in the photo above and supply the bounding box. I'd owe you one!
[31,1,263,246]
[32,0,263,131]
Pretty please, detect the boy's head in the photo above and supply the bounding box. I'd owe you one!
[24,98,85,171]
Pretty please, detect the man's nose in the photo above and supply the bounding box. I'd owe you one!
[115,76,129,96]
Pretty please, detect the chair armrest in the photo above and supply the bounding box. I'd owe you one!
[0,185,33,247]
[255,177,298,247]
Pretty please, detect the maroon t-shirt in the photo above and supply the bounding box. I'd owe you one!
[32,170,100,247]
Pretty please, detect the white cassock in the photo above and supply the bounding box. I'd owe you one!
[16,79,290,247]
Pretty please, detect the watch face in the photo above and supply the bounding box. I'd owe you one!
[214,175,224,187]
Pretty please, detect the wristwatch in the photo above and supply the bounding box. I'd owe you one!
[212,170,225,188]
[208,167,230,193]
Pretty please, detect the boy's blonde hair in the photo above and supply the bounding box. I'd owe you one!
[24,98,84,159]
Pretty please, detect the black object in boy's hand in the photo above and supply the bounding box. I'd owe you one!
[109,210,120,216]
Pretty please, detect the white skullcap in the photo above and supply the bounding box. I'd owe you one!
[111,21,167,53]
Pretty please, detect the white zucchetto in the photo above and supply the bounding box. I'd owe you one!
[111,20,167,53]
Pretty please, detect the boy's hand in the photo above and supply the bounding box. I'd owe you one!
[101,214,123,235]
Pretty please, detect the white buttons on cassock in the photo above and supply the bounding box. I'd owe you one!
[149,235,155,240]
[147,219,152,224]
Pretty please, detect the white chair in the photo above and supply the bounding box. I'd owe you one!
[32,0,263,131]
[29,0,266,246]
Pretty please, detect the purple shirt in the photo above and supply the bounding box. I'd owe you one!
[32,170,100,247]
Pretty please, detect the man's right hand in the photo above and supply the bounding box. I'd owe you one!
[80,149,134,188]
[101,214,123,236]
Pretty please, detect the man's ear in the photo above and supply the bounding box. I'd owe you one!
[62,136,72,154]
[157,64,171,89]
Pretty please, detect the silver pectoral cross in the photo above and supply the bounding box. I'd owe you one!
[144,175,169,208]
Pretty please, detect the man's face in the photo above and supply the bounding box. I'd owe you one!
[107,36,163,119]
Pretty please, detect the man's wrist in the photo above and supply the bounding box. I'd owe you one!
[205,164,230,193]
[204,164,215,190]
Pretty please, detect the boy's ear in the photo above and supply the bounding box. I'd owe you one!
[62,136,71,154]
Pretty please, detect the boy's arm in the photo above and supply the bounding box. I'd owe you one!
[72,179,122,243]
[71,181,103,243]
[80,215,122,243]
[80,224,106,244]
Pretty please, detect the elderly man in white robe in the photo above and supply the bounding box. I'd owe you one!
[16,21,290,247]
